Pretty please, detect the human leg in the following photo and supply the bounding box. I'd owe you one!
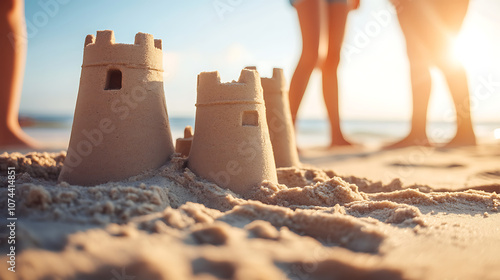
[0,0,38,149]
[440,62,476,147]
[387,57,433,148]
[288,0,324,125]
[322,1,351,147]
[386,1,433,148]
[430,0,475,146]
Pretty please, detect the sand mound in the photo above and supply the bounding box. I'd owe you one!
[1,152,499,280]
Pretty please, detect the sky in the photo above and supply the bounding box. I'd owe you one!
[20,0,500,122]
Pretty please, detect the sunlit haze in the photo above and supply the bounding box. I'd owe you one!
[495,128,500,140]
[20,0,500,123]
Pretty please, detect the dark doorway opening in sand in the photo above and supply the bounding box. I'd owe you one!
[105,69,122,90]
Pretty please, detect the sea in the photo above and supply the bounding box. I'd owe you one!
[21,115,500,150]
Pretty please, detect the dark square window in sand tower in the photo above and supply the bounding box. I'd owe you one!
[242,110,259,127]
[105,69,122,90]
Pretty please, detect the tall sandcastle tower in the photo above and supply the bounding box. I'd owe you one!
[246,67,300,168]
[188,69,278,195]
[59,30,174,186]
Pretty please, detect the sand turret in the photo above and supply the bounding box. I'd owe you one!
[246,67,300,168]
[59,30,174,185]
[188,69,278,195]
[175,126,193,157]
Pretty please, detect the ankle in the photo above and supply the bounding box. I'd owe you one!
[407,130,427,139]
[1,122,21,135]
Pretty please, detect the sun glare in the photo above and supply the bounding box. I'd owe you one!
[452,28,490,70]
[495,128,500,140]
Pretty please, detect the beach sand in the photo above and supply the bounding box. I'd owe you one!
[1,144,499,279]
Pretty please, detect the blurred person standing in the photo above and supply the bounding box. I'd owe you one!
[387,0,475,148]
[0,0,38,149]
[289,0,360,148]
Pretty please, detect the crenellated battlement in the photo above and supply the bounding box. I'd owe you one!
[190,68,278,193]
[245,67,299,168]
[59,30,174,186]
[196,69,264,106]
[246,67,286,95]
[82,30,163,70]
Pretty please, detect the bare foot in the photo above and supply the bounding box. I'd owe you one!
[329,136,353,148]
[442,133,476,148]
[384,134,432,150]
[0,127,40,150]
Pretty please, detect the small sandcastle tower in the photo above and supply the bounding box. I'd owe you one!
[246,67,300,168]
[188,69,278,195]
[175,126,193,157]
[59,30,174,185]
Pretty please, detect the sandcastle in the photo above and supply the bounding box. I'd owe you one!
[59,30,175,186]
[188,69,278,195]
[59,31,285,192]
[246,67,300,168]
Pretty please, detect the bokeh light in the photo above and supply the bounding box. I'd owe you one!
[494,128,500,140]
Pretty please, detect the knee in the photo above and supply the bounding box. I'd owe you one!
[0,0,19,13]
[408,59,429,73]
[434,55,462,73]
[407,49,430,71]
[409,63,431,82]
[298,48,320,72]
[0,0,22,19]
[407,56,431,82]
[321,51,341,74]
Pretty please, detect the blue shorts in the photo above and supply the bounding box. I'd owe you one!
[290,0,347,6]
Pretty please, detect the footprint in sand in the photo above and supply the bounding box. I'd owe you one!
[477,170,500,179]
[388,162,465,169]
